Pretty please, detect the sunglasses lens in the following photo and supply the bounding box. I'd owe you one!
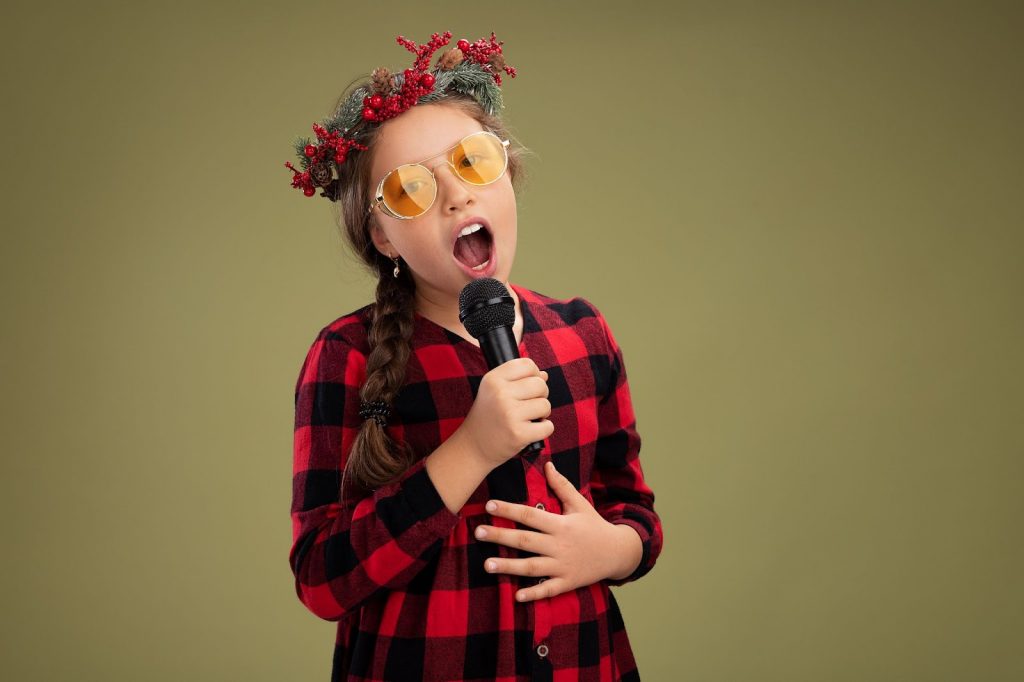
[452,132,508,185]
[382,164,435,218]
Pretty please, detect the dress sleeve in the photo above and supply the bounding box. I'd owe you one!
[585,303,665,587]
[289,327,461,621]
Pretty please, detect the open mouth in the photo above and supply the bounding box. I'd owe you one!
[453,223,494,271]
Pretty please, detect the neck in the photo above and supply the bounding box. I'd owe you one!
[415,280,521,338]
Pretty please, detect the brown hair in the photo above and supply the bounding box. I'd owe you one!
[328,78,531,501]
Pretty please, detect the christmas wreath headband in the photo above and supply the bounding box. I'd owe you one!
[285,30,517,202]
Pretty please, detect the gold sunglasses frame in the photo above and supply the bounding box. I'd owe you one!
[366,130,510,221]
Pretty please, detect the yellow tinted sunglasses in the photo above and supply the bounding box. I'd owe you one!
[367,130,510,220]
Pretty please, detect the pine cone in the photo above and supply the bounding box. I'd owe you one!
[488,52,506,71]
[438,47,464,70]
[371,67,394,95]
[309,160,333,187]
[319,178,341,201]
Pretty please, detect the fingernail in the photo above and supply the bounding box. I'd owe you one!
[486,560,497,571]
[486,500,497,512]
[476,527,488,538]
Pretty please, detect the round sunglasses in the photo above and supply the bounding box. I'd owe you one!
[366,130,510,220]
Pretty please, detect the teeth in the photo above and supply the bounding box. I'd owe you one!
[471,258,491,271]
[458,223,484,238]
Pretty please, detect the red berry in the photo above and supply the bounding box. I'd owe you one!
[458,39,469,50]
[303,186,315,197]
[362,107,375,121]
[304,144,316,157]
[421,73,434,88]
[369,94,383,109]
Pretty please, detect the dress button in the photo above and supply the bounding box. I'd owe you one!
[536,643,549,658]
[535,502,545,510]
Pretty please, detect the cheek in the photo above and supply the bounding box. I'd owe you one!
[494,179,517,217]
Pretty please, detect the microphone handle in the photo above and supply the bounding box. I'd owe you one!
[480,327,545,454]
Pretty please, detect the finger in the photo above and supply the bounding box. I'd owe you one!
[544,458,577,491]
[519,397,551,421]
[483,555,555,579]
[545,461,582,508]
[474,523,555,555]
[507,375,549,401]
[485,499,560,535]
[515,577,567,603]
[531,418,555,442]
[499,357,542,381]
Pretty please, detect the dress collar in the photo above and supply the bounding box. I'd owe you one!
[412,282,533,356]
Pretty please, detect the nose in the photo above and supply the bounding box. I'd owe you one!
[435,162,476,213]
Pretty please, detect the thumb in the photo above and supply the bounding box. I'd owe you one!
[545,460,582,509]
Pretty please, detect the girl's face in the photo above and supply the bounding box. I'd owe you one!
[368,103,518,309]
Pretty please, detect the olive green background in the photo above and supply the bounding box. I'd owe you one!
[2,0,1021,679]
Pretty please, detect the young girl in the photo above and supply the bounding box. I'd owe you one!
[287,31,664,682]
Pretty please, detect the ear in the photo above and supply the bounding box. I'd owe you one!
[369,222,392,257]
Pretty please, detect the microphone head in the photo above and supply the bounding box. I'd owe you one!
[459,278,515,339]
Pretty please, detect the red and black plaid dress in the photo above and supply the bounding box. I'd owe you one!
[290,282,664,681]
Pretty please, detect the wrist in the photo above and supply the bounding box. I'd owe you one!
[606,522,643,581]
[425,427,495,515]
[449,424,495,476]
[452,423,496,474]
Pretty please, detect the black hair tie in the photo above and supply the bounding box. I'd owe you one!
[359,400,391,426]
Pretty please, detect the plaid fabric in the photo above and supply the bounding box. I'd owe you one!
[290,283,663,681]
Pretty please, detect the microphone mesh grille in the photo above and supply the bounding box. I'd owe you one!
[459,278,515,339]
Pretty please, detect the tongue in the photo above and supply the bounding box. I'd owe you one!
[454,230,490,267]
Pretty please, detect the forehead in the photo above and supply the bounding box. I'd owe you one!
[371,104,485,176]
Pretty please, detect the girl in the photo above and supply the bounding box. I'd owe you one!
[287,31,664,681]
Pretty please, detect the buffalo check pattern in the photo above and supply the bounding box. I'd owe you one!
[290,282,663,681]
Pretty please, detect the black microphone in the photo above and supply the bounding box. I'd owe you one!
[459,278,544,454]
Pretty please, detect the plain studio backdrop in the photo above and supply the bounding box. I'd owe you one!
[1,0,1021,680]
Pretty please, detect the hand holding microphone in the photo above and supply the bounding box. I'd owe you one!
[460,358,552,469]
[457,279,552,468]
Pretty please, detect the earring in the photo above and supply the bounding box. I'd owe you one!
[390,254,401,278]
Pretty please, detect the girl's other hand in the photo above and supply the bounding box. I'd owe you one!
[474,460,643,601]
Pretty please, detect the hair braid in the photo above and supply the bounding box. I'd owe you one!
[345,263,417,495]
